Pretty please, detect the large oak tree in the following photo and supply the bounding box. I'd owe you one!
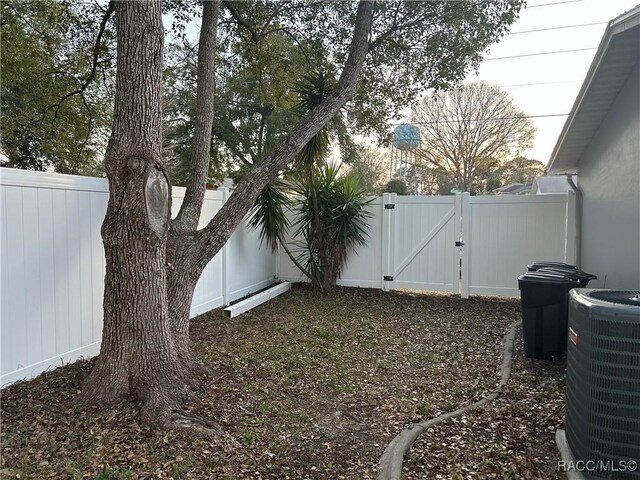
[75,0,525,433]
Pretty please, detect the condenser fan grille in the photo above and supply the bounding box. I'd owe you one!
[588,290,640,306]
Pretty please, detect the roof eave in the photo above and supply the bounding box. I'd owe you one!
[547,6,640,174]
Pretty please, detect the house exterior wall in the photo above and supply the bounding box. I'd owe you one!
[577,61,640,289]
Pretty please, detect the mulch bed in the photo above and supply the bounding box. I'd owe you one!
[1,285,564,479]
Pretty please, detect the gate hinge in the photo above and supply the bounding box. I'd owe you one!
[384,204,395,209]
[455,241,464,247]
[384,275,394,281]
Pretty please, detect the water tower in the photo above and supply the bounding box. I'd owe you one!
[390,124,421,191]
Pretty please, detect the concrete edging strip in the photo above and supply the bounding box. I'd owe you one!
[377,320,521,480]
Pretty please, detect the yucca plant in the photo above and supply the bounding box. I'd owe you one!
[250,72,371,289]
[249,180,319,282]
[292,163,373,290]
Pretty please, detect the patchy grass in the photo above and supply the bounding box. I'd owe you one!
[1,285,560,479]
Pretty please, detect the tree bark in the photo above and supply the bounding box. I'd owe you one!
[173,0,219,232]
[80,0,194,428]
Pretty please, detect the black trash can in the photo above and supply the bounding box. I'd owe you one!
[517,272,581,359]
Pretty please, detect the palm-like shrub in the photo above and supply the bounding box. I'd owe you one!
[250,71,371,289]
[292,164,372,289]
[249,180,292,251]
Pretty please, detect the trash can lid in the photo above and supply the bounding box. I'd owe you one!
[518,272,582,285]
[527,261,579,270]
[537,267,597,282]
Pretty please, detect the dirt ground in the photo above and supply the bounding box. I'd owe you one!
[1,285,565,479]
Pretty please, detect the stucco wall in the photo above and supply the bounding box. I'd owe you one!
[578,61,640,289]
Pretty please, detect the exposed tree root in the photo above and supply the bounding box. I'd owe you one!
[78,353,224,441]
[177,347,213,382]
[165,410,224,438]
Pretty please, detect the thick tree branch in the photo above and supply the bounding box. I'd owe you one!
[174,0,220,231]
[223,1,260,42]
[192,1,375,269]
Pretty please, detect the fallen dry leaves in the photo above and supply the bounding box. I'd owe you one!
[1,285,564,479]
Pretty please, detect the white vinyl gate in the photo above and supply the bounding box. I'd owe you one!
[279,191,576,298]
[381,194,459,293]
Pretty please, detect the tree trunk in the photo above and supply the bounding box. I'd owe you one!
[80,0,374,434]
[167,0,220,377]
[80,1,194,427]
[173,0,219,232]
[165,235,208,376]
[308,167,327,290]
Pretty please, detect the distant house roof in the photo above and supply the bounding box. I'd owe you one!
[531,175,577,194]
[547,5,640,174]
[492,183,531,195]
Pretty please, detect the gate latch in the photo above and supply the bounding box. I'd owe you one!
[383,275,394,281]
[455,241,464,247]
[384,204,395,210]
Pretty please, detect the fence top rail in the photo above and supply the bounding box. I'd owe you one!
[468,193,569,204]
[1,167,109,192]
[394,195,456,205]
[173,187,224,201]
[0,167,225,200]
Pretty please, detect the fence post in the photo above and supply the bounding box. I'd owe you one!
[454,194,463,295]
[565,190,578,266]
[460,192,471,299]
[220,187,230,306]
[381,193,396,291]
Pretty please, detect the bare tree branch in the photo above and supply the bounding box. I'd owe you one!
[412,82,535,192]
[223,1,260,42]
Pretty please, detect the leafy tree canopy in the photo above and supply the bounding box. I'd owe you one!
[0,0,115,174]
[2,0,526,181]
[164,0,524,181]
[383,178,408,195]
[347,145,387,195]
[499,156,546,185]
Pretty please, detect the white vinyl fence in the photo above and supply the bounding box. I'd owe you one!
[1,167,576,387]
[0,168,276,386]
[278,191,577,297]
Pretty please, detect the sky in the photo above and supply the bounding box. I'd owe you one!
[461,0,639,164]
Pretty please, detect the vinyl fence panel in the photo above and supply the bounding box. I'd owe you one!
[387,195,459,293]
[1,166,575,387]
[0,168,276,386]
[461,193,573,297]
[278,192,574,299]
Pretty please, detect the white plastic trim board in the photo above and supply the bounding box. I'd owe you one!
[224,282,291,318]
